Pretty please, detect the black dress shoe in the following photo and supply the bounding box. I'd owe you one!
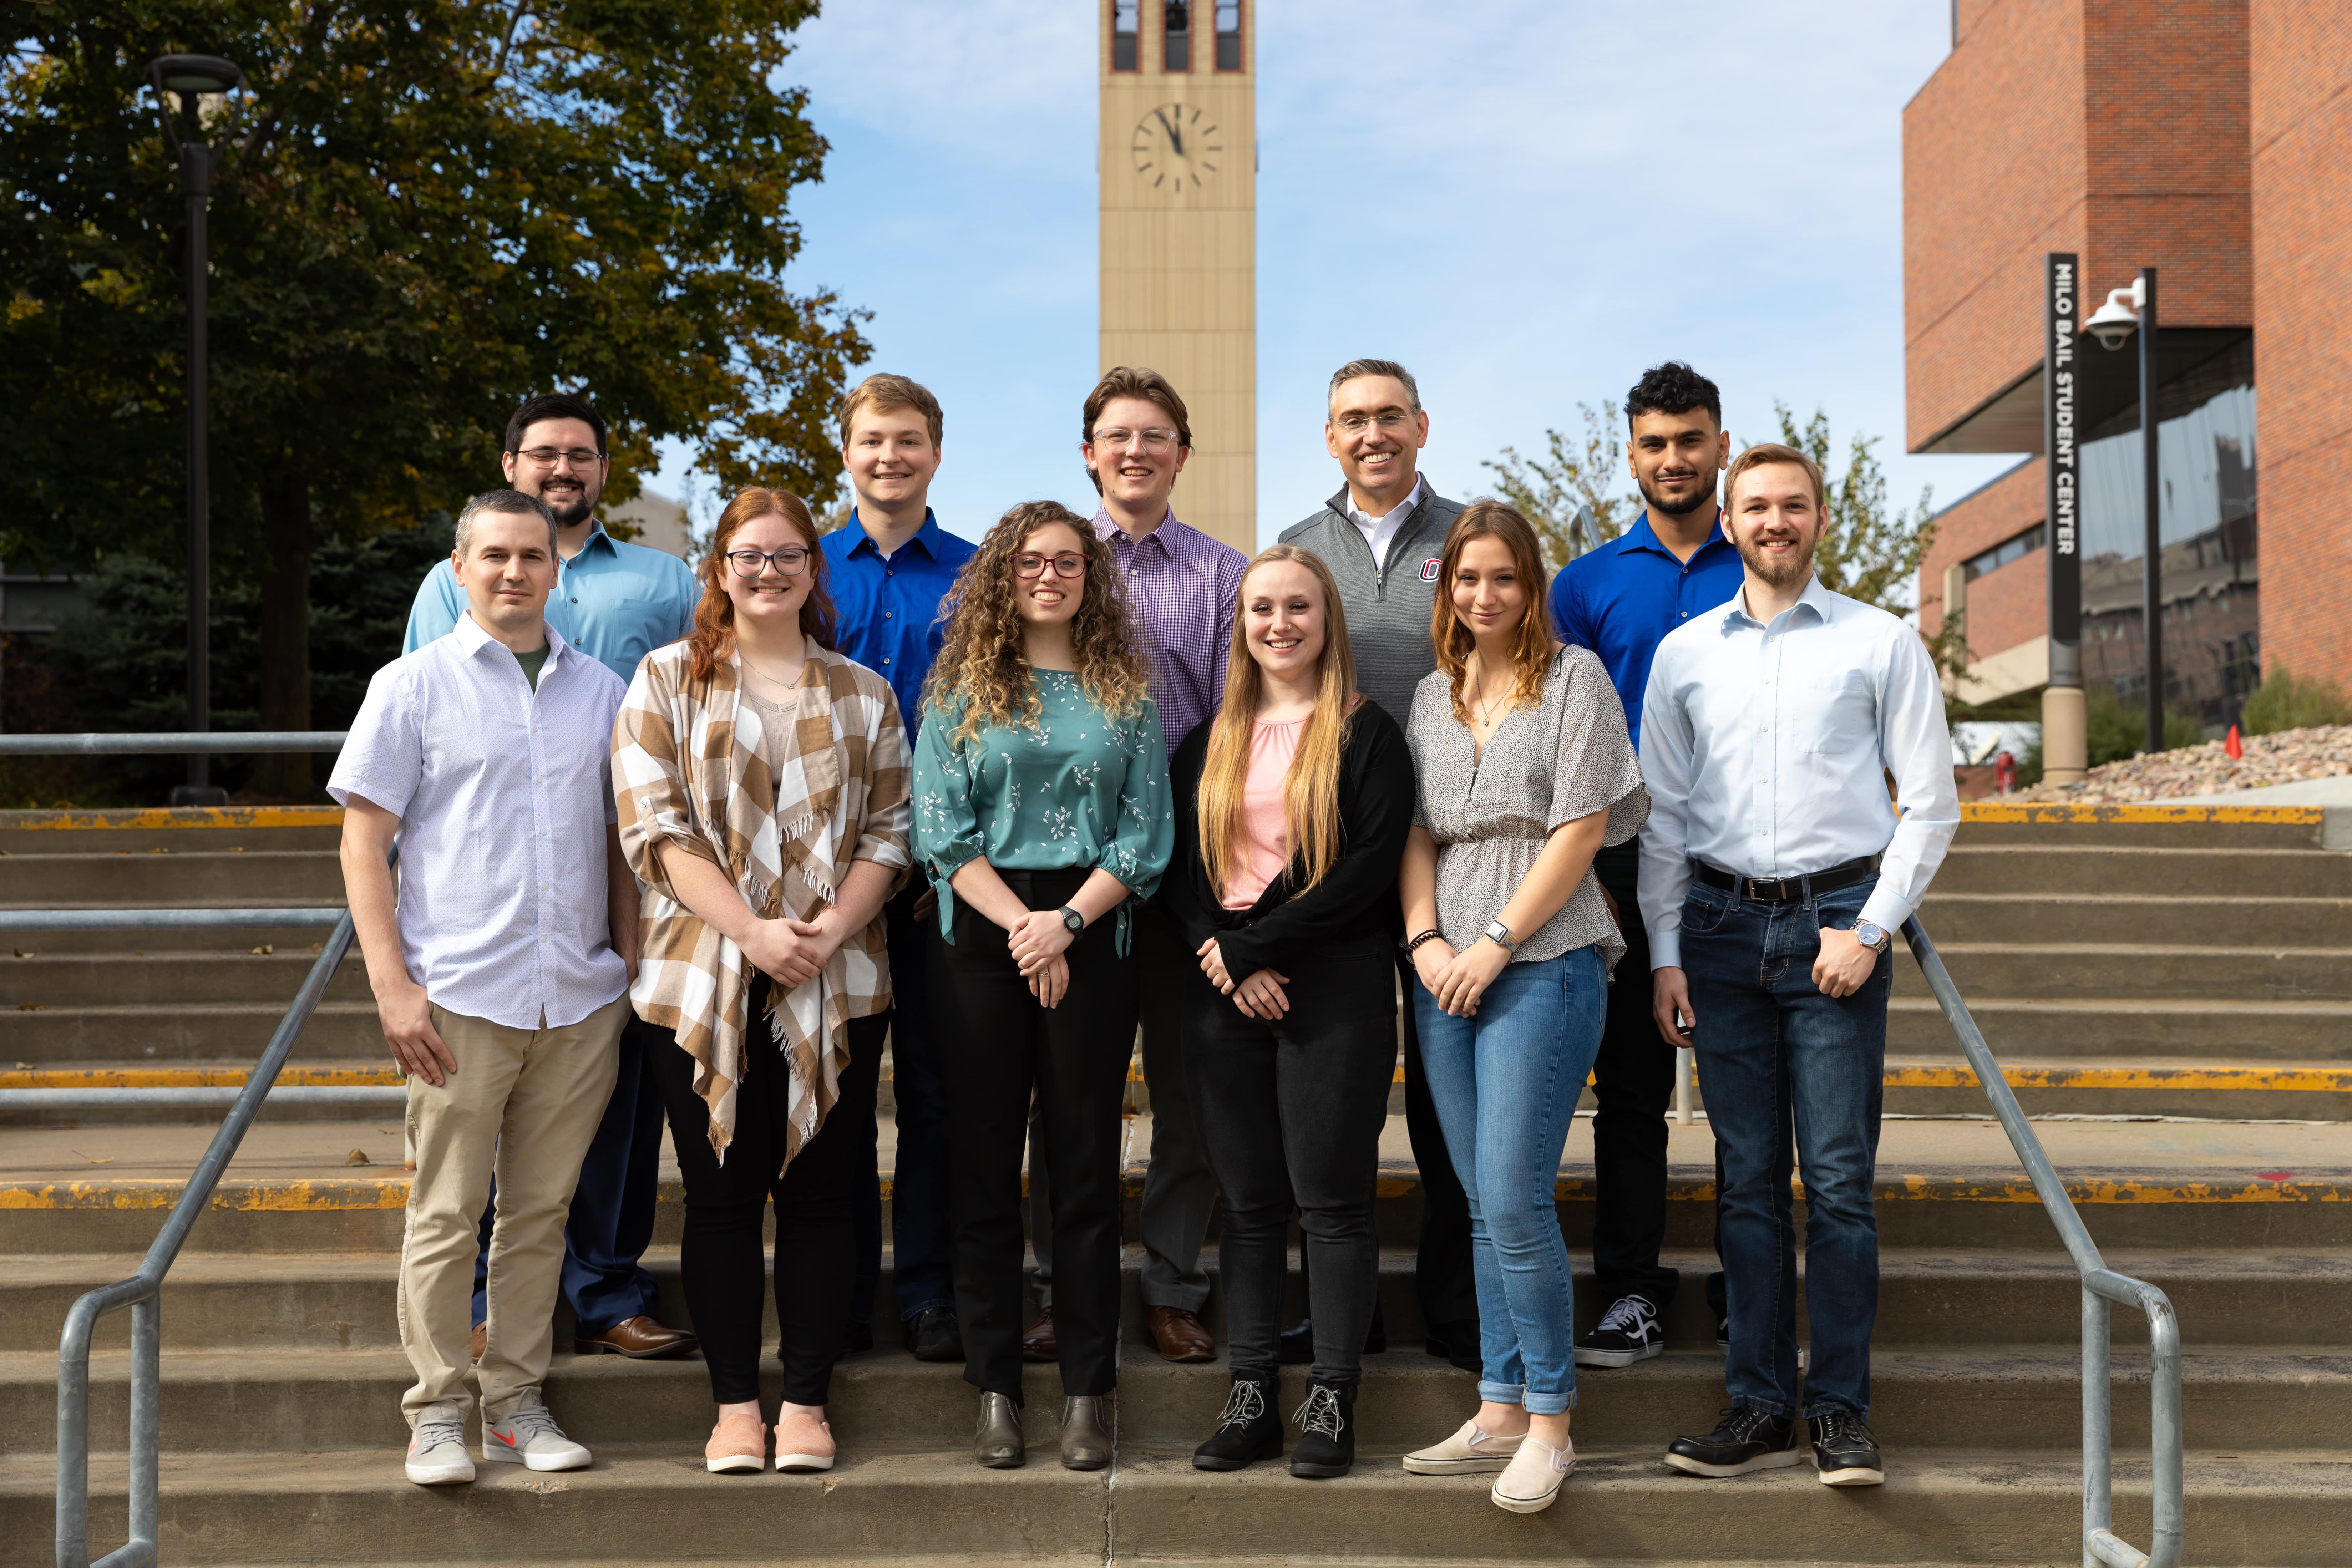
[1193,1374,1282,1471]
[1810,1408,1884,1486]
[1423,1317,1481,1374]
[1288,1380,1357,1480]
[903,1305,963,1363]
[1663,1406,1803,1478]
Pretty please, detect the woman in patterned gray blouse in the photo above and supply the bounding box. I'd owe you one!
[1395,501,1648,1515]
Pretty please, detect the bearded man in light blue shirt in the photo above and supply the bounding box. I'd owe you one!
[403,393,699,1363]
[1636,442,1958,1491]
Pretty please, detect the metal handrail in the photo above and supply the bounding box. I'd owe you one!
[0,732,344,756]
[1902,917,2182,1568]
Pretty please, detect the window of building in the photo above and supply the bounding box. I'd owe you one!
[1960,524,2045,582]
[1111,0,1138,71]
[1165,0,1192,71]
[1215,1,1243,70]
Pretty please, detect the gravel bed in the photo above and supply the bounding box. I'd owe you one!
[2014,724,2352,804]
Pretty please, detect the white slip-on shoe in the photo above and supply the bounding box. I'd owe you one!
[1491,1434,1576,1514]
[1403,1417,1526,1476]
[482,1392,592,1472]
[405,1412,475,1486]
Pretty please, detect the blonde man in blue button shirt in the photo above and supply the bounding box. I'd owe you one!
[1638,443,1958,1490]
[404,394,700,1365]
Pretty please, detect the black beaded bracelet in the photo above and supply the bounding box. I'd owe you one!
[1405,929,1445,953]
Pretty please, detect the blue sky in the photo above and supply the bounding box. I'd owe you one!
[654,1,2021,563]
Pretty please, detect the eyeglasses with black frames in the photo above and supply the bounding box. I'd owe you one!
[1013,552,1088,580]
[726,547,812,579]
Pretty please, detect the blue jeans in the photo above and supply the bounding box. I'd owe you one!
[1414,948,1607,1416]
[1679,873,1890,1420]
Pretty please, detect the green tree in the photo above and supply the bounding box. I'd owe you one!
[1481,399,1633,568]
[2,2,868,791]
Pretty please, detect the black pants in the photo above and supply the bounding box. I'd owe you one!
[1400,953,1479,1338]
[930,867,1138,1404]
[1587,841,1682,1310]
[1186,946,1394,1386]
[649,979,887,1408]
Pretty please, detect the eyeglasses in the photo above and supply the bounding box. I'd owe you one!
[1088,427,1180,454]
[1013,552,1087,579]
[515,446,606,470]
[726,547,812,578]
[1332,411,1414,435]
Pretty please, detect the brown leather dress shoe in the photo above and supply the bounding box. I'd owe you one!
[1021,1308,1058,1363]
[574,1315,699,1359]
[1149,1305,1215,1363]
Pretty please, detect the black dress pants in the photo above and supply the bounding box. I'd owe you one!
[1400,952,1479,1338]
[649,977,887,1408]
[1587,840,1682,1310]
[1186,947,1395,1386]
[929,868,1138,1404]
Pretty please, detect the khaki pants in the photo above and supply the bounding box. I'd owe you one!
[397,995,628,1424]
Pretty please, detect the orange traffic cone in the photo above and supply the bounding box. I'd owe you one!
[2225,724,2243,760]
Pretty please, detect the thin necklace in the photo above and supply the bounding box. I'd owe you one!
[1469,654,1511,729]
[739,647,801,692]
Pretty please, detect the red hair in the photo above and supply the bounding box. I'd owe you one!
[685,488,838,683]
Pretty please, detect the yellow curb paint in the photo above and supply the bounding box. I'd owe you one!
[1961,802,2324,826]
[0,806,343,832]
[1881,1064,2352,1093]
[1,1067,402,1089]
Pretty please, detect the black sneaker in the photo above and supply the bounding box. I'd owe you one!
[1288,1380,1357,1479]
[1575,1293,1663,1367]
[1663,1406,1803,1478]
[1193,1374,1282,1471]
[903,1305,964,1363]
[1810,1408,1884,1487]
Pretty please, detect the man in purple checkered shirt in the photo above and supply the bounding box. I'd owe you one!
[1015,366,1246,1372]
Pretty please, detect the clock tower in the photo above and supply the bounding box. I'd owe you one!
[1099,1,1256,553]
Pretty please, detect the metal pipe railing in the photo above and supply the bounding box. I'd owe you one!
[0,910,343,932]
[0,732,344,756]
[1902,917,2182,1568]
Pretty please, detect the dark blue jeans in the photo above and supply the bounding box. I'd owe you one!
[1679,873,1890,1420]
[859,886,955,1323]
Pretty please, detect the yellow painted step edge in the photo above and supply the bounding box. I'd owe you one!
[1960,802,2324,825]
[0,806,343,832]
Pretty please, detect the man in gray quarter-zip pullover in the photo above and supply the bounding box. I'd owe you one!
[1277,358,1476,1369]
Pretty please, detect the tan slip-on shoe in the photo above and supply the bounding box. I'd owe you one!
[1491,1435,1576,1514]
[1403,1417,1526,1476]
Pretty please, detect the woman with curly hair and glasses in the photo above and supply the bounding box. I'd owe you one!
[611,487,911,1477]
[911,499,1173,1472]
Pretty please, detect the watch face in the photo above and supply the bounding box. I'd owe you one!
[1131,102,1222,196]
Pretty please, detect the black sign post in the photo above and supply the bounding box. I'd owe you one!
[2042,252,2087,783]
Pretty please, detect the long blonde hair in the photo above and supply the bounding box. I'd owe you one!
[1429,500,1556,725]
[923,501,1151,746]
[1196,545,1359,901]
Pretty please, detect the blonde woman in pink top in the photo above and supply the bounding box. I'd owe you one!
[1161,544,1416,1481]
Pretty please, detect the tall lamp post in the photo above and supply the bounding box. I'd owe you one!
[147,54,244,807]
[2086,269,2165,755]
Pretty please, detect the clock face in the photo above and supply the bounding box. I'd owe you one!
[1131,102,1222,196]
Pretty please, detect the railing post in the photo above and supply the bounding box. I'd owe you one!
[2148,1292,2184,1568]
[126,1294,160,1568]
[56,1299,95,1568]
[2082,1284,2110,1568]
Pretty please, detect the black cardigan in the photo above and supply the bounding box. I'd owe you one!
[1159,697,1416,976]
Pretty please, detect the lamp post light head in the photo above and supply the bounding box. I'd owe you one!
[147,55,243,149]
[2085,279,2145,352]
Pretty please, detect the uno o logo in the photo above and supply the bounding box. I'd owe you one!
[1420,558,1441,582]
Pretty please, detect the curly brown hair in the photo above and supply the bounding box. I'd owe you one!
[923,501,1151,746]
[684,488,838,684]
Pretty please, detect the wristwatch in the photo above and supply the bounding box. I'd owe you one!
[1852,919,1889,952]
[1059,905,1086,935]
[1481,919,1519,954]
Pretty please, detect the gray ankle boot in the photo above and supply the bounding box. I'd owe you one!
[1060,1394,1112,1470]
[974,1392,1024,1468]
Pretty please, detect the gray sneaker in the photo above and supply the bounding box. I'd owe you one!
[405,1411,474,1486]
[483,1392,592,1472]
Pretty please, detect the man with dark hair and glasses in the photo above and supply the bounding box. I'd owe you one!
[404,390,700,1365]
[1543,361,1745,1372]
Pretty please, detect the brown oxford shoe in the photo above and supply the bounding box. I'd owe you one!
[1149,1305,1215,1363]
[1021,1308,1059,1363]
[574,1315,699,1359]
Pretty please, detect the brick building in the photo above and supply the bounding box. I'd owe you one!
[1906,0,2351,729]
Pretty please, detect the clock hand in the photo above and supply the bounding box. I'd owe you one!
[1155,107,1184,157]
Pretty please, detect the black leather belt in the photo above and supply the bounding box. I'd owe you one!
[1691,854,1880,905]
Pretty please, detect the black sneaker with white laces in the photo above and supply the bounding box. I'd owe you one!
[1663,1406,1803,1477]
[1575,1293,1664,1367]
[1810,1408,1884,1486]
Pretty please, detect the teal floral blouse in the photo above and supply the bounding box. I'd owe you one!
[912,670,1175,948]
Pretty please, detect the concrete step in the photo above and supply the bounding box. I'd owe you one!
[1877,1058,2352,1120]
[10,1245,2346,1358]
[7,1446,2340,1566]
[0,1000,382,1063]
[1887,996,2352,1060]
[0,949,369,1007]
[1890,941,2352,1002]
[1957,805,2335,848]
[0,849,345,907]
[1915,892,2352,948]
[0,805,345,857]
[1928,846,2352,899]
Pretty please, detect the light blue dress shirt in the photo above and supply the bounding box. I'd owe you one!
[403,522,698,685]
[1634,575,1959,969]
